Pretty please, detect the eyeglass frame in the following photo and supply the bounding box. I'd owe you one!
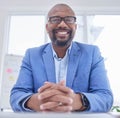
[48,16,76,24]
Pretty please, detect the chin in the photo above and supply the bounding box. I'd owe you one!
[55,40,70,47]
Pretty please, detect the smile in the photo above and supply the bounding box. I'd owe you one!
[57,31,68,35]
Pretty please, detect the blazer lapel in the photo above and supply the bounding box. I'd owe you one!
[66,43,81,88]
[42,44,56,83]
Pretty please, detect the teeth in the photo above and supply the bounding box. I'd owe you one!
[58,32,67,35]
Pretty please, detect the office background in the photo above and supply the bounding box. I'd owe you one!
[0,0,120,111]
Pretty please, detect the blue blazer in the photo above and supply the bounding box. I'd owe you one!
[10,42,113,112]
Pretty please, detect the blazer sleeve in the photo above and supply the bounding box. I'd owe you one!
[10,49,34,111]
[83,46,113,112]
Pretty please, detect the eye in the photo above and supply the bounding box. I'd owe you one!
[65,18,73,23]
[49,17,61,24]
[64,16,76,24]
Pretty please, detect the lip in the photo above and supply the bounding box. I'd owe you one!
[57,31,68,35]
[55,30,70,37]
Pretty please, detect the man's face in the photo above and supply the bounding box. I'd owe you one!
[46,5,77,47]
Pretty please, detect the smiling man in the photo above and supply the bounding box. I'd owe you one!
[46,4,77,58]
[46,5,76,48]
[10,3,113,112]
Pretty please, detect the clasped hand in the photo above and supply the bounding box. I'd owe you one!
[36,80,82,112]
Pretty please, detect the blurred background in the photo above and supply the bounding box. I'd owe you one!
[0,0,120,111]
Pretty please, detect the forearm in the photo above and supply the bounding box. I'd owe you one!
[26,93,41,111]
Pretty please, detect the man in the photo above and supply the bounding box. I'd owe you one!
[10,3,113,112]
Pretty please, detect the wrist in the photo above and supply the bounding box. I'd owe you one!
[79,93,89,111]
[25,93,41,111]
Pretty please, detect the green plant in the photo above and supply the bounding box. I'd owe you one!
[111,106,120,112]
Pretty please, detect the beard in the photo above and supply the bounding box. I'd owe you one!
[51,28,73,47]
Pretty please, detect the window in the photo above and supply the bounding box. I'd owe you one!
[8,15,45,56]
[87,15,120,106]
[74,16,84,43]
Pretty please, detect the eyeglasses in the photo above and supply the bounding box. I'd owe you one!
[48,16,76,24]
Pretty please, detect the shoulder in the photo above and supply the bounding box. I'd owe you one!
[25,43,51,55]
[73,42,104,65]
[72,42,102,60]
[73,41,100,52]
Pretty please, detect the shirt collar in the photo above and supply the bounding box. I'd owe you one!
[51,42,72,59]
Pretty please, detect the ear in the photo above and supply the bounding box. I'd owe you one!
[46,23,49,33]
[75,23,77,30]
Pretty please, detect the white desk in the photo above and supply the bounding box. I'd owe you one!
[0,112,119,118]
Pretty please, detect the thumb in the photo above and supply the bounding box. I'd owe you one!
[58,80,66,86]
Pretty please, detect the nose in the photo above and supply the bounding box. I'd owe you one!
[57,20,68,28]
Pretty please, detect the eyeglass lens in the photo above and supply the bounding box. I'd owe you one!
[49,16,76,24]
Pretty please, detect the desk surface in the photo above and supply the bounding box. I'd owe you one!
[0,112,120,118]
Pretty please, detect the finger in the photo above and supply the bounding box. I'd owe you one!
[40,101,72,112]
[38,81,73,94]
[48,95,73,105]
[54,85,73,95]
[38,89,64,100]
[40,101,59,110]
[38,81,74,98]
[51,105,72,112]
[38,82,55,93]
[58,80,66,86]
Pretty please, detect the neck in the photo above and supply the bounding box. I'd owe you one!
[52,44,70,58]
